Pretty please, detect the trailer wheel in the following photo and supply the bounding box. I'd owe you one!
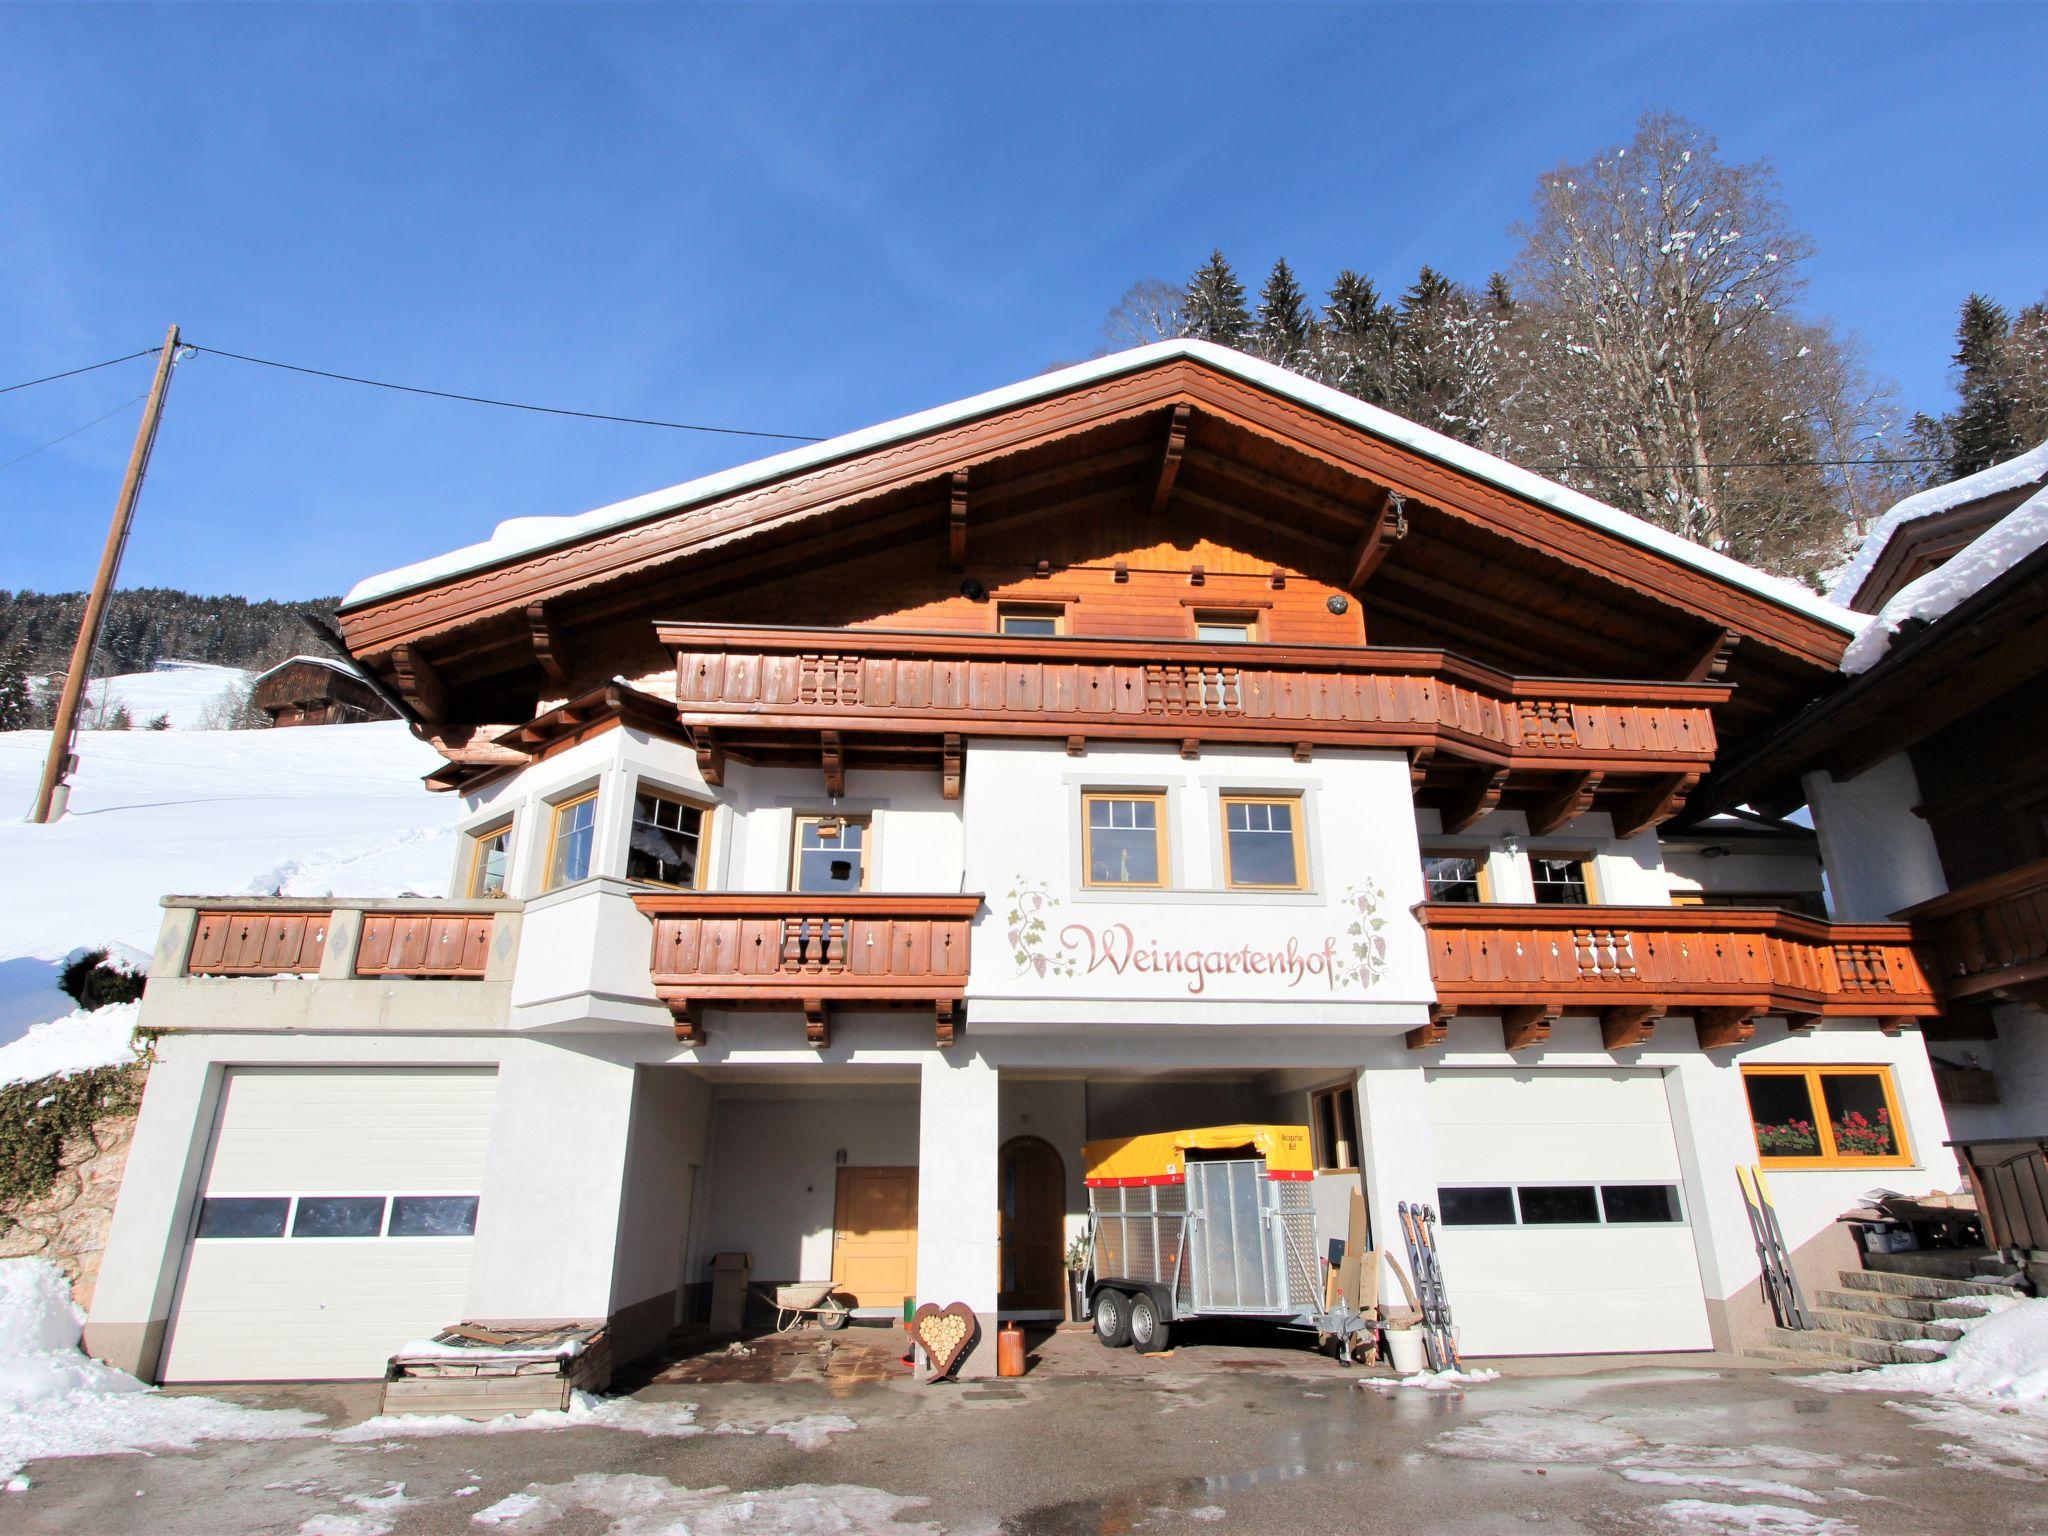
[1127,1291,1171,1354]
[1092,1288,1132,1348]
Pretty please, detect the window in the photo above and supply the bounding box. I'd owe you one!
[997,603,1063,636]
[1439,1183,1685,1226]
[196,1196,289,1239]
[1192,612,1256,643]
[389,1195,481,1237]
[546,791,599,890]
[1422,852,1486,902]
[194,1194,481,1240]
[627,788,707,888]
[1310,1083,1360,1171]
[793,814,869,892]
[1221,795,1307,890]
[292,1197,387,1238]
[1743,1065,1911,1168]
[1082,793,1167,887]
[465,820,515,898]
[1530,855,1592,905]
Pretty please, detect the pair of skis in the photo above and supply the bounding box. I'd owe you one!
[1397,1201,1462,1372]
[1736,1165,1811,1330]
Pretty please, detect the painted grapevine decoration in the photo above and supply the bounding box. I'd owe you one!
[1336,880,1390,990]
[911,1301,978,1380]
[1005,878,1077,979]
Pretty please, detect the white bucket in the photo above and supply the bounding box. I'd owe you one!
[1385,1327,1427,1373]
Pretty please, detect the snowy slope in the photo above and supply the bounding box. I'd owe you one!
[0,721,455,1050]
[75,661,252,730]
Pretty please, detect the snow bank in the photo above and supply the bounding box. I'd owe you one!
[0,999,142,1088]
[1828,437,2048,603]
[0,1258,316,1482]
[1840,485,2048,673]
[1818,1295,2048,1405]
[0,720,454,1044]
[454,1472,931,1535]
[1359,1366,1501,1392]
[79,661,253,731]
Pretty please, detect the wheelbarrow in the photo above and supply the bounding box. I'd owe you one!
[758,1281,853,1332]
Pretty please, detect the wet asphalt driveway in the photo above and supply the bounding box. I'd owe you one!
[7,1350,2046,1535]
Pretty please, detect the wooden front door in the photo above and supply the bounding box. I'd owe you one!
[831,1166,918,1310]
[998,1135,1067,1311]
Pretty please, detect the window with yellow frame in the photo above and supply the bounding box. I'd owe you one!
[545,790,600,891]
[1741,1065,1912,1169]
[1220,794,1307,890]
[1082,792,1167,888]
[464,819,515,898]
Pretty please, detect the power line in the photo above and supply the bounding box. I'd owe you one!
[0,348,159,397]
[1531,454,1943,472]
[0,393,148,474]
[185,343,827,443]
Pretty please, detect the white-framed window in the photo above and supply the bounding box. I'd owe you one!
[1438,1183,1684,1228]
[193,1193,481,1240]
[627,786,709,888]
[793,814,869,892]
[1421,850,1487,902]
[1529,854,1594,905]
[997,602,1063,636]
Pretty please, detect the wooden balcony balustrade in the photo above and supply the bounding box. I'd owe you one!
[1899,857,2048,1006]
[184,905,497,980]
[633,890,983,1048]
[658,623,1726,832]
[1414,903,1939,1051]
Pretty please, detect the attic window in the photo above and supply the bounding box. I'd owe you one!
[998,603,1063,637]
[1193,611,1257,642]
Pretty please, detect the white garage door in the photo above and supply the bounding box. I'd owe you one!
[1424,1069,1711,1356]
[160,1068,498,1382]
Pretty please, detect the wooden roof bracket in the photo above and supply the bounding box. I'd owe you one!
[388,644,447,727]
[1151,403,1190,516]
[1679,626,1740,683]
[1601,1003,1664,1050]
[1612,772,1700,838]
[692,726,725,787]
[1442,767,1509,833]
[1346,489,1409,590]
[804,998,830,1050]
[525,601,573,692]
[1780,1011,1821,1034]
[672,1000,704,1046]
[936,997,960,1049]
[1695,1005,1762,1050]
[1501,1004,1558,1053]
[1408,746,1435,791]
[948,469,969,571]
[821,731,845,797]
[1407,1005,1453,1050]
[942,734,964,800]
[1528,771,1603,836]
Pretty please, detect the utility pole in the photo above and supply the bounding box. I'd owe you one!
[30,324,183,823]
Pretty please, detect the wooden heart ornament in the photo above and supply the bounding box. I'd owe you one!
[910,1301,978,1380]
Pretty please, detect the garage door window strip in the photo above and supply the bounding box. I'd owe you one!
[195,1193,481,1239]
[1438,1182,1685,1227]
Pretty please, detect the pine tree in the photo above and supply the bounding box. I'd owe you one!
[1319,270,1396,403]
[146,712,172,731]
[1254,258,1314,370]
[108,702,133,730]
[1485,272,1515,317]
[0,641,32,731]
[1182,250,1251,349]
[1949,294,2020,477]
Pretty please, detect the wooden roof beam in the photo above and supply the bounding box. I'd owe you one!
[1442,767,1509,833]
[1527,771,1603,836]
[1601,1004,1665,1050]
[1695,1006,1762,1050]
[1346,490,1408,591]
[821,730,845,797]
[947,470,969,571]
[388,644,448,726]
[1501,1004,1557,1052]
[524,602,572,692]
[1180,443,1369,525]
[1678,627,1740,683]
[1612,772,1701,838]
[1151,404,1190,516]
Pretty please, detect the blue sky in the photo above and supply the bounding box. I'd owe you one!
[2,3,2044,602]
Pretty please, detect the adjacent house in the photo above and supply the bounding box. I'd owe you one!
[250,653,396,727]
[87,341,1954,1384]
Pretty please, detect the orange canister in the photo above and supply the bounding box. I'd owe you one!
[997,1321,1026,1377]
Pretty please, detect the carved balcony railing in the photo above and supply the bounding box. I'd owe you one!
[632,891,983,1047]
[657,624,1726,828]
[1413,903,1939,1051]
[1899,858,2048,1005]
[181,900,505,981]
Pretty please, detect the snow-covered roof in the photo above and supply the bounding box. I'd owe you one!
[250,653,366,687]
[1828,437,2048,604]
[1840,483,2048,675]
[342,340,1861,634]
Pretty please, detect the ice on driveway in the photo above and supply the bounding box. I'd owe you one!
[1432,1407,1643,1462]
[451,1471,933,1535]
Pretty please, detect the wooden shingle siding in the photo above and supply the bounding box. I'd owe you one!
[188,911,329,975]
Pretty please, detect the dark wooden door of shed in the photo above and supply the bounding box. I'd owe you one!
[998,1135,1066,1311]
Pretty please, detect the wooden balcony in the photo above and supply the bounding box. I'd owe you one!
[1899,857,2048,1005]
[184,902,501,981]
[658,623,1727,834]
[1414,903,1939,1051]
[633,891,983,1048]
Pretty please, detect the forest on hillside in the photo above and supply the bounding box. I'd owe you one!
[0,588,338,677]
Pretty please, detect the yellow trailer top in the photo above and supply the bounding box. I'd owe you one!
[1082,1123,1313,1186]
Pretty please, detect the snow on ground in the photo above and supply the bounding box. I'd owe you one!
[334,1395,856,1453]
[0,1258,318,1484]
[457,1472,933,1535]
[1430,1406,1644,1461]
[1827,437,2048,602]
[0,721,453,1047]
[1815,1294,2048,1404]
[77,661,253,730]
[1840,484,2048,673]
[0,998,143,1088]
[1359,1366,1500,1393]
[1650,1500,1858,1536]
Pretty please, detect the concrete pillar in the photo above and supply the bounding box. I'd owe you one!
[1805,755,1948,920]
[465,1040,638,1327]
[318,909,362,979]
[1353,1061,1436,1312]
[148,906,197,980]
[916,1049,999,1377]
[83,1042,221,1379]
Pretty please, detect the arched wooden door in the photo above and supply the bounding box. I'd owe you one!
[998,1135,1067,1311]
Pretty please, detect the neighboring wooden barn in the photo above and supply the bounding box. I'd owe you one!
[251,654,395,727]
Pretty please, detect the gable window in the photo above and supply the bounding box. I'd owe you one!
[1421,851,1486,903]
[545,791,599,890]
[793,814,869,892]
[1743,1065,1910,1169]
[465,820,515,899]
[1530,855,1592,905]
[1192,611,1257,643]
[1083,792,1166,888]
[1310,1082,1360,1171]
[997,603,1063,637]
[628,787,708,888]
[1221,795,1307,890]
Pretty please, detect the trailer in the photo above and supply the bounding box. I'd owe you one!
[1082,1123,1376,1360]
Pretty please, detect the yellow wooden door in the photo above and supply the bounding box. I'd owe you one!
[831,1167,919,1309]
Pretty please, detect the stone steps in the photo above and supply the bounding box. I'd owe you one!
[1761,1260,2025,1372]
[1804,1307,1963,1344]
[1835,1268,2022,1301]
[1766,1325,1947,1365]
[1812,1287,1994,1323]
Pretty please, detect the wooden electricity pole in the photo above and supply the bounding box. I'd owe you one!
[30,324,183,823]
